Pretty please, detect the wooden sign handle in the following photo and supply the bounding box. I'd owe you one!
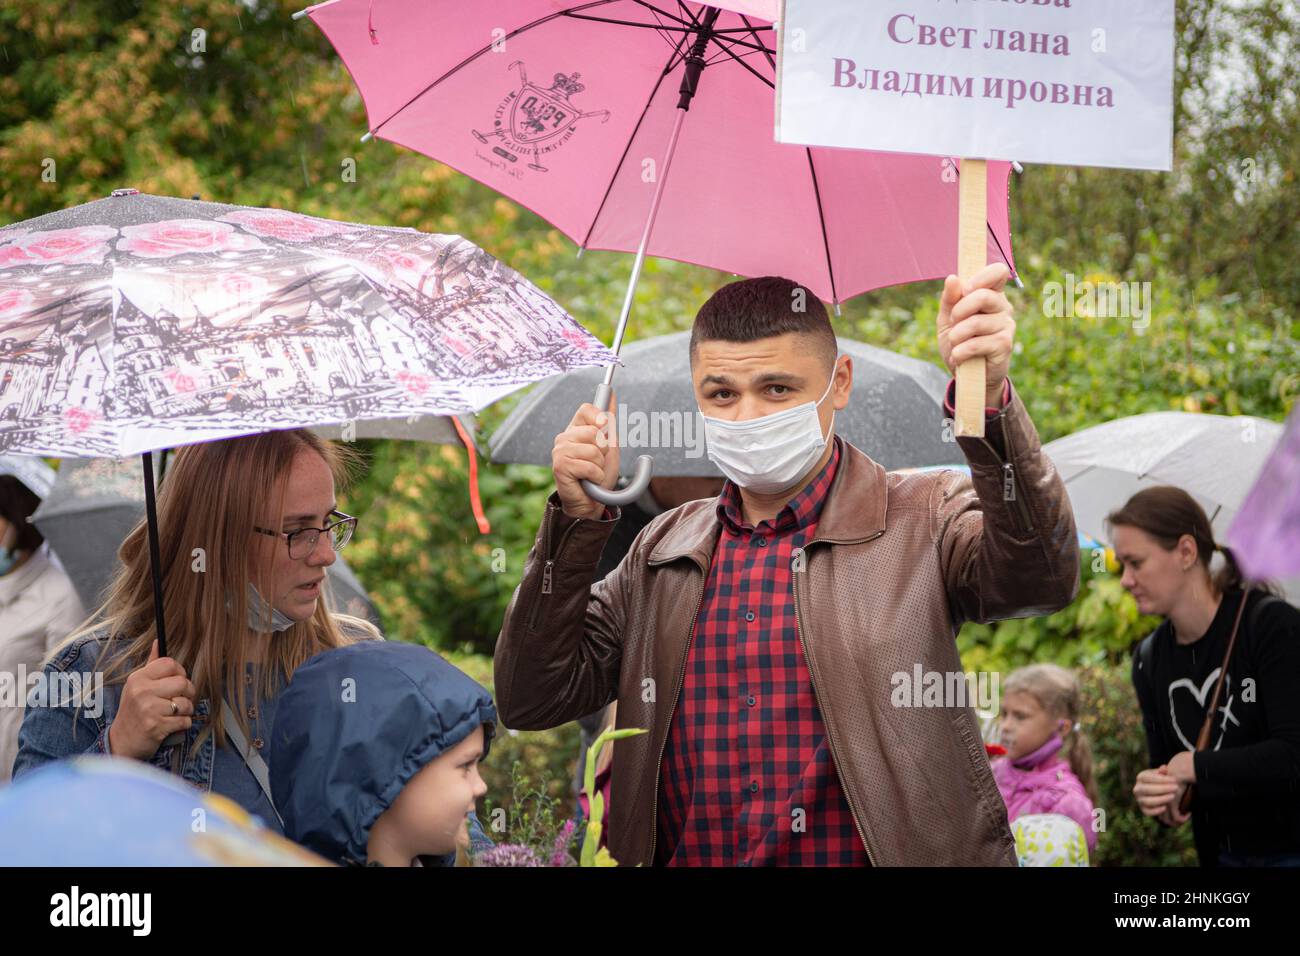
[954,158,988,438]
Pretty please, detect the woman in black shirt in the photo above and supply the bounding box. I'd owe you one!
[1108,486,1300,867]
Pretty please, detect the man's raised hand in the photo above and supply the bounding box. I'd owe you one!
[552,390,620,520]
[936,262,1015,407]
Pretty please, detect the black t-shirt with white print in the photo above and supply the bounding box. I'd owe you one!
[1131,588,1300,864]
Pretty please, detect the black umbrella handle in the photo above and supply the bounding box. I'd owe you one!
[141,452,169,659]
[143,454,187,760]
[579,382,654,507]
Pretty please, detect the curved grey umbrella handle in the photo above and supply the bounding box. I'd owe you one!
[581,454,654,507]
[578,381,654,507]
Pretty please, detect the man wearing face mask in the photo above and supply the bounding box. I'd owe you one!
[494,265,1080,866]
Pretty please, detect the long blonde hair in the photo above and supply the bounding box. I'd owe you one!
[1004,663,1100,807]
[55,428,378,752]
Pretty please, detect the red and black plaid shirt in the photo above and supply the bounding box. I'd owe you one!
[655,436,870,866]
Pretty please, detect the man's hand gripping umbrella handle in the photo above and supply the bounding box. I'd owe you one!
[579,382,654,507]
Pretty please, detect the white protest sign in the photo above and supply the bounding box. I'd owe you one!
[775,0,1175,171]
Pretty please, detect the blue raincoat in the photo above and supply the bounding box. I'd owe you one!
[269,640,497,866]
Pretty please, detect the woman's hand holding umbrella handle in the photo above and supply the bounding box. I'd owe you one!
[106,640,197,761]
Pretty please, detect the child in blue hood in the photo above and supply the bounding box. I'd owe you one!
[269,640,497,866]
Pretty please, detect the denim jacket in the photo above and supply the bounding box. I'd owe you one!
[12,630,494,863]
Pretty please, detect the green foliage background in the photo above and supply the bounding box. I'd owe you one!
[3,0,1296,864]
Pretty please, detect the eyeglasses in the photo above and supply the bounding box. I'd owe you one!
[253,510,357,560]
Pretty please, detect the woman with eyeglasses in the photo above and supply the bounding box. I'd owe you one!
[12,428,376,833]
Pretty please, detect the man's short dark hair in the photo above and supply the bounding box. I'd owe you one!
[689,276,837,372]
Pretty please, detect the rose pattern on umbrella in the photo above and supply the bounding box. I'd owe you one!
[162,367,199,393]
[396,370,434,397]
[0,193,619,457]
[217,209,352,243]
[0,226,118,268]
[0,288,35,319]
[117,219,267,259]
[443,332,471,356]
[64,407,100,435]
[210,271,271,307]
[365,246,441,292]
[175,271,272,319]
[561,327,593,351]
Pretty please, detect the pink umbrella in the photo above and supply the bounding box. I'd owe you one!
[296,0,1017,503]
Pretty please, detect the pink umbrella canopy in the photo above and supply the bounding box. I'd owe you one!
[299,0,1016,308]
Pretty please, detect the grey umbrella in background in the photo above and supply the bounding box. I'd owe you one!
[31,456,381,624]
[1042,411,1298,603]
[489,331,964,476]
[0,454,56,499]
[311,412,480,450]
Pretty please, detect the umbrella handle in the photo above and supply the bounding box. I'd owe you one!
[579,382,654,507]
[581,455,654,508]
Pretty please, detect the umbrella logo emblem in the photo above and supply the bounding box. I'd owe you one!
[473,60,610,173]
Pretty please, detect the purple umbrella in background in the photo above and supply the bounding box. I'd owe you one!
[1227,406,1300,583]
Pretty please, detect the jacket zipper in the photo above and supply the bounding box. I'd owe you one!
[975,435,1034,534]
[646,567,707,867]
[527,505,577,631]
[793,541,880,866]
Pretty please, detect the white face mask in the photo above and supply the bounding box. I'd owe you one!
[245,582,297,633]
[700,362,838,495]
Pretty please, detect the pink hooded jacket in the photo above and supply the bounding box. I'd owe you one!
[992,733,1097,854]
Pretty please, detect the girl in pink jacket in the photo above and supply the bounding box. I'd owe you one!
[993,663,1100,857]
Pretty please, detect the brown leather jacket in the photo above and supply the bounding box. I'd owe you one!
[494,388,1079,866]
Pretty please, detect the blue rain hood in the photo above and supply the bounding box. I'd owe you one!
[269,640,496,864]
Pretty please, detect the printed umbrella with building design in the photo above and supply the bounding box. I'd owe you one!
[0,189,618,660]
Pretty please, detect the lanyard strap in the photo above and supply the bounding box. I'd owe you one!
[221,698,285,830]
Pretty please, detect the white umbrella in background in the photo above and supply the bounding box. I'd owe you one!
[1043,411,1297,602]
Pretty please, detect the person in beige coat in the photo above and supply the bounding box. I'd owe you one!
[0,459,86,785]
